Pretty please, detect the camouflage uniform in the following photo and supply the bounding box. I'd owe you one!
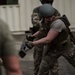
[31,6,60,75]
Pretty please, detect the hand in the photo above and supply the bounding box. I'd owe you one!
[26,35,35,41]
[25,40,34,49]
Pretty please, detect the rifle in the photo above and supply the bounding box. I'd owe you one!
[18,38,29,58]
[19,29,36,58]
[18,29,32,58]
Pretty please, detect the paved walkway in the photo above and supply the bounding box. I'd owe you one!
[1,49,75,75]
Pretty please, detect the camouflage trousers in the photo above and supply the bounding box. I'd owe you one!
[33,44,59,75]
[37,41,75,75]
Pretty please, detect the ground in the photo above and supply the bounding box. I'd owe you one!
[1,49,75,75]
[1,35,75,75]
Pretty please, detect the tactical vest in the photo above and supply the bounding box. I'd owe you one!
[59,15,75,44]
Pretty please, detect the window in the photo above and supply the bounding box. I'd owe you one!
[0,0,18,5]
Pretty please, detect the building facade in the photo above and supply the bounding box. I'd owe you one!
[0,0,75,34]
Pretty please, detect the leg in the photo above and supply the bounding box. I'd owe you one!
[50,60,59,75]
[43,46,59,75]
[33,45,44,75]
[33,35,46,75]
[63,45,75,67]
[37,48,61,75]
[37,59,50,75]
[63,42,75,67]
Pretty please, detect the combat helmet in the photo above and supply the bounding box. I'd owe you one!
[40,0,54,5]
[39,4,55,17]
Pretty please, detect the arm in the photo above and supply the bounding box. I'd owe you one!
[32,30,59,45]
[32,19,64,45]
[1,21,22,75]
[25,20,65,49]
[2,56,22,75]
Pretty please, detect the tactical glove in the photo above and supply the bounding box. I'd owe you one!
[25,40,34,49]
[26,35,35,41]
